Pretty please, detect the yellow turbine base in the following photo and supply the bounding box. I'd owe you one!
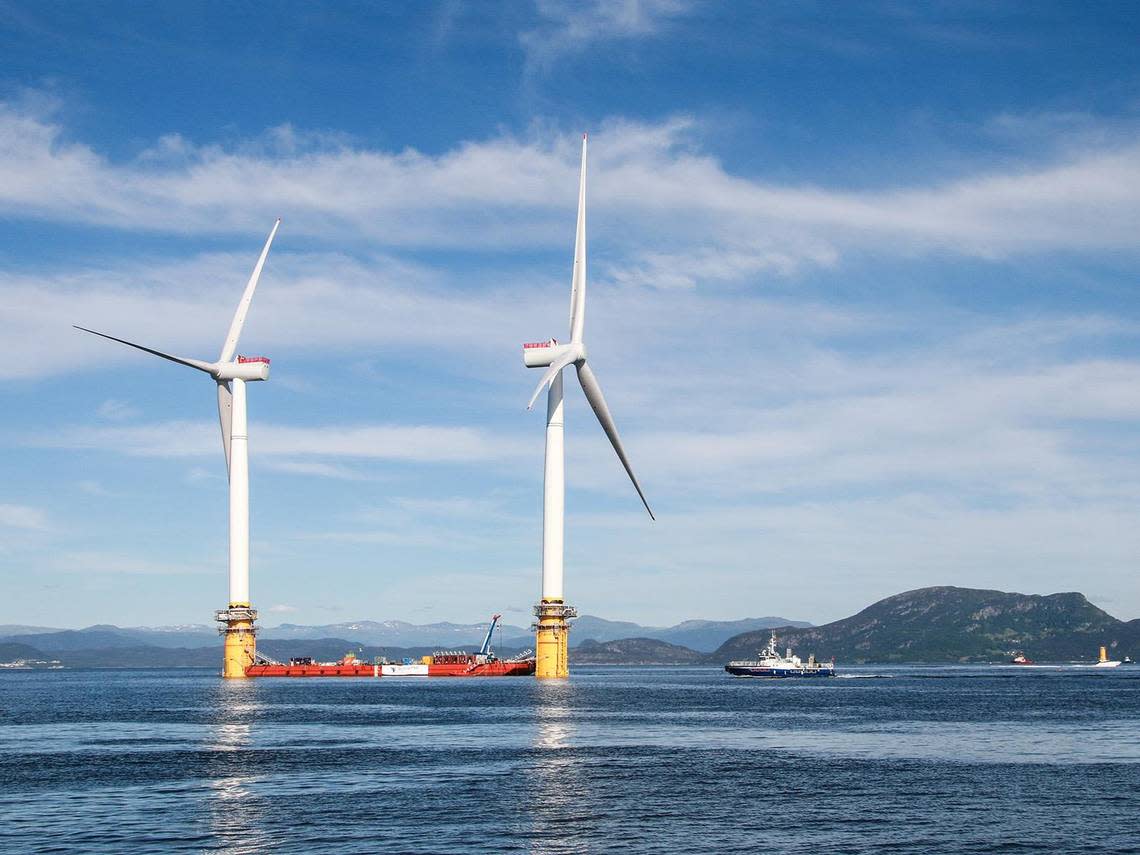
[220,603,257,679]
[534,599,571,679]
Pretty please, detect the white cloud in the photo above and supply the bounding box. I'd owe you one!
[389,496,507,517]
[520,0,694,69]
[185,466,219,485]
[96,399,140,420]
[31,420,521,464]
[50,550,211,575]
[0,249,540,380]
[77,480,112,496]
[2,100,1139,273]
[0,504,47,530]
[263,461,366,480]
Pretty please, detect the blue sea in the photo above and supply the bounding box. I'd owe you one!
[1,666,1138,853]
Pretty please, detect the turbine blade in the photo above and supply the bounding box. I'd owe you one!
[527,349,579,411]
[568,133,587,344]
[218,218,281,363]
[217,380,233,476]
[575,361,654,520]
[73,326,212,373]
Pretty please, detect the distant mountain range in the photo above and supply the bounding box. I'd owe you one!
[570,615,811,651]
[5,587,1131,668]
[257,615,806,651]
[0,613,806,666]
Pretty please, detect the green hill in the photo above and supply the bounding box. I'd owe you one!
[572,637,703,665]
[712,586,1140,664]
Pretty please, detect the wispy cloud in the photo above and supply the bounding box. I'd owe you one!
[1,249,539,380]
[520,0,694,70]
[0,503,48,530]
[31,420,522,464]
[2,101,1139,275]
[184,466,219,485]
[263,460,367,480]
[96,399,140,421]
[77,480,113,497]
[50,550,213,575]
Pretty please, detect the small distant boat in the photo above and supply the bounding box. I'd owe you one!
[1094,645,1121,668]
[1122,656,1135,665]
[1009,652,1034,665]
[725,632,835,678]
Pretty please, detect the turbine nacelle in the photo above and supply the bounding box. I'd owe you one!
[522,340,584,369]
[213,357,271,382]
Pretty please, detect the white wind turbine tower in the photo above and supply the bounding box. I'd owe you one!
[523,135,654,679]
[75,219,281,679]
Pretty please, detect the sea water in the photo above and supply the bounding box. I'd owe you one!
[1,666,1137,853]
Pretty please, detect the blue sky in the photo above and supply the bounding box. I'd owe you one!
[2,1,1139,629]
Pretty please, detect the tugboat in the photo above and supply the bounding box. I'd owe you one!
[1010,652,1034,665]
[725,632,835,678]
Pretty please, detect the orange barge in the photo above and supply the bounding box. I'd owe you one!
[244,614,536,678]
[245,653,535,678]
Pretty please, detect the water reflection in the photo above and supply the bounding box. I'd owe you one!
[205,680,271,854]
[525,681,592,854]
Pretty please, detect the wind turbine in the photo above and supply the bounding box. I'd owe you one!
[523,135,653,679]
[75,219,281,679]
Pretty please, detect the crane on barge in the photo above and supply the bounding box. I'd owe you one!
[479,614,502,657]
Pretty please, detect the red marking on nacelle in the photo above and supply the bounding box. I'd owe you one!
[238,356,271,364]
[523,342,553,349]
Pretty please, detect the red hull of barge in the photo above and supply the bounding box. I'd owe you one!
[427,660,534,677]
[245,660,535,678]
[246,662,381,677]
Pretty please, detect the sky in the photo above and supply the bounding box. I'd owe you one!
[2,1,1139,630]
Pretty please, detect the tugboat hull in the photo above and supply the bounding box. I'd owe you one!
[724,664,835,678]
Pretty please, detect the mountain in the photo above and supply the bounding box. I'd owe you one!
[0,625,63,636]
[257,638,531,665]
[569,615,810,651]
[711,586,1140,664]
[262,619,532,648]
[259,615,809,651]
[0,642,58,664]
[652,617,812,652]
[128,626,219,648]
[572,638,703,665]
[0,636,532,669]
[0,614,808,655]
[5,587,1137,667]
[0,626,150,652]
